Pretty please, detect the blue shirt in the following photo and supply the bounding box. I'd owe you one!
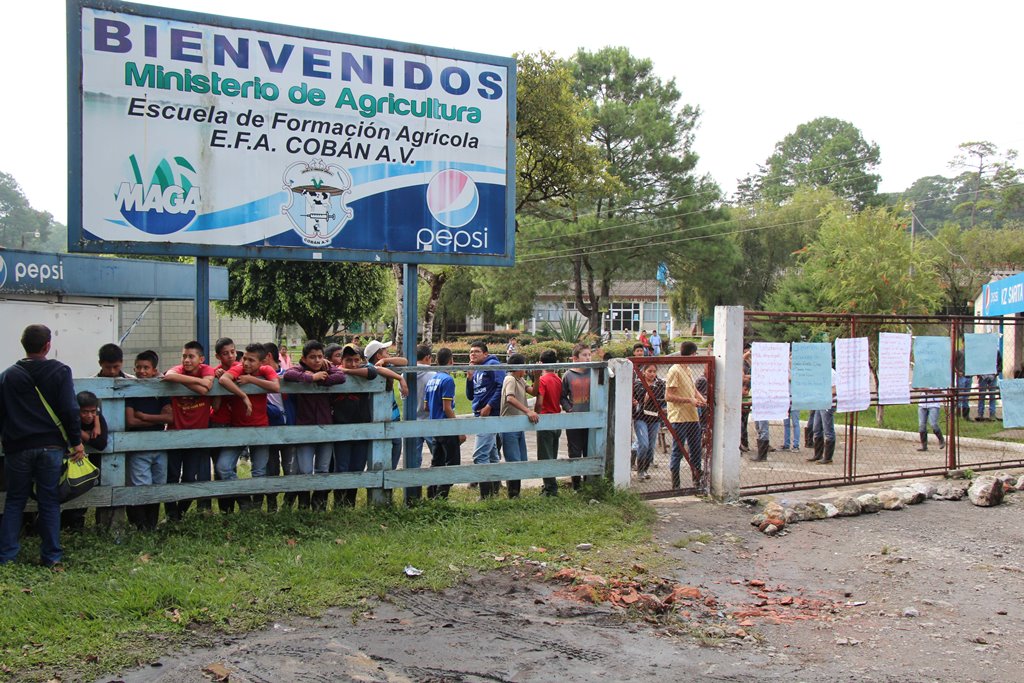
[425,372,456,420]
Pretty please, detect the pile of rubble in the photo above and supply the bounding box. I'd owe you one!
[749,472,1023,535]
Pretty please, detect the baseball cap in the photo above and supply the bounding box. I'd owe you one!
[342,343,361,357]
[363,340,393,360]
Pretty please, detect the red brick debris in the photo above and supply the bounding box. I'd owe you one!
[548,568,843,626]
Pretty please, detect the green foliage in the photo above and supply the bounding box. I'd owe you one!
[741,117,881,209]
[220,260,390,341]
[920,222,1024,314]
[0,171,62,251]
[454,330,521,346]
[0,493,653,680]
[540,314,588,343]
[515,51,610,216]
[518,340,576,362]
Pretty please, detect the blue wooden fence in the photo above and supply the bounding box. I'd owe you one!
[0,362,608,510]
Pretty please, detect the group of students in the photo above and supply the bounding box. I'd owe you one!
[61,337,600,527]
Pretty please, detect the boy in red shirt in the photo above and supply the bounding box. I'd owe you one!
[209,337,239,512]
[535,349,563,496]
[162,340,217,519]
[219,343,280,511]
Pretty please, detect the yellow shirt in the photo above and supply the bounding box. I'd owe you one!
[666,364,699,423]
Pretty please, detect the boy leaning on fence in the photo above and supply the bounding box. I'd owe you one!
[60,391,109,532]
[260,342,293,512]
[330,344,377,508]
[499,353,538,499]
[210,337,240,513]
[219,343,280,510]
[535,349,562,497]
[124,350,172,530]
[424,347,460,499]
[561,344,592,491]
[283,340,346,510]
[162,340,217,519]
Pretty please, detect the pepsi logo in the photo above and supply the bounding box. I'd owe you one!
[426,169,479,228]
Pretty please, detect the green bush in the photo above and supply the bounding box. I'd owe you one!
[519,340,577,363]
[601,340,637,359]
[456,330,521,346]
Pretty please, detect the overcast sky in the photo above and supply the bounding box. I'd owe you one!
[2,0,1021,224]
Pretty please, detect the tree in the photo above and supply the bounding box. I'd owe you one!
[221,260,390,341]
[920,222,1024,314]
[948,141,1022,227]
[744,117,881,209]
[0,171,59,250]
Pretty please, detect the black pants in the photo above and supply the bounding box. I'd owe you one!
[565,429,588,490]
[427,435,461,499]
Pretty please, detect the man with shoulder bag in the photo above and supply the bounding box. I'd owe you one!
[0,324,84,568]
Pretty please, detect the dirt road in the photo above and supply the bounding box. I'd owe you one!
[103,478,1024,683]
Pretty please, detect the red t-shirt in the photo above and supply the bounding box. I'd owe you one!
[210,362,239,425]
[538,372,562,414]
[226,364,278,427]
[167,364,217,430]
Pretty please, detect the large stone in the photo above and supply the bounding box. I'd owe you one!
[1016,475,1024,491]
[876,490,906,510]
[994,473,1017,492]
[856,493,882,513]
[967,476,1004,507]
[763,501,786,520]
[750,513,767,527]
[803,501,829,520]
[911,482,937,499]
[934,481,968,501]
[832,496,863,517]
[823,503,839,518]
[782,507,800,525]
[892,486,926,505]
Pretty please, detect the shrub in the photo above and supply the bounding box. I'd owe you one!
[519,340,576,363]
[456,330,521,346]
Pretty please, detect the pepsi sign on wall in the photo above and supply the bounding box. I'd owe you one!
[68,0,516,266]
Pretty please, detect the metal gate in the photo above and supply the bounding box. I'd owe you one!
[740,311,1023,495]
[625,354,715,498]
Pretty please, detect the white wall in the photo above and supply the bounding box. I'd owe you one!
[1,296,117,377]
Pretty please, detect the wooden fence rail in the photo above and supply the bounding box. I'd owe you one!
[0,362,608,510]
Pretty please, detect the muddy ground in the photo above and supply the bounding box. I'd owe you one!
[101,477,1024,683]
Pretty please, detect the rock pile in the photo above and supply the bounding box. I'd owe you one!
[749,471,1022,535]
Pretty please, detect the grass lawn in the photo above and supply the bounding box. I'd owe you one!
[0,486,654,681]
[794,405,1020,442]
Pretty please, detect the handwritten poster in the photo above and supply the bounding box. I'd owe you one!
[750,342,791,421]
[835,337,870,413]
[912,336,951,388]
[877,333,912,405]
[790,343,833,410]
[999,379,1024,428]
[964,333,999,376]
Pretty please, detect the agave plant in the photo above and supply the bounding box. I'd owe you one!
[541,314,589,343]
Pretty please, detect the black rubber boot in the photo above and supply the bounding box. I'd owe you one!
[507,480,521,499]
[819,439,836,464]
[671,469,681,489]
[752,439,769,462]
[934,429,945,448]
[916,431,928,451]
[804,423,815,448]
[807,437,823,462]
[961,406,970,420]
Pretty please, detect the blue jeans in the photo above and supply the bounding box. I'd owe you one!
[472,432,500,465]
[128,451,167,486]
[391,438,402,470]
[633,420,659,473]
[918,406,940,431]
[501,431,528,463]
[0,447,63,565]
[669,422,703,480]
[977,375,998,418]
[754,420,769,442]
[782,409,800,448]
[812,408,836,441]
[333,440,369,474]
[295,443,333,474]
[957,376,972,410]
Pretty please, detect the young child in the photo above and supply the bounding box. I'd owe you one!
[500,353,539,499]
[219,343,280,510]
[561,344,592,491]
[331,344,378,507]
[209,337,239,512]
[97,343,133,379]
[61,391,109,531]
[261,342,294,512]
[283,340,347,510]
[535,349,563,496]
[162,341,217,519]
[125,350,173,530]
[423,347,460,499]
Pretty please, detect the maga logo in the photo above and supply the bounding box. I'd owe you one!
[114,155,201,235]
[281,159,354,247]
